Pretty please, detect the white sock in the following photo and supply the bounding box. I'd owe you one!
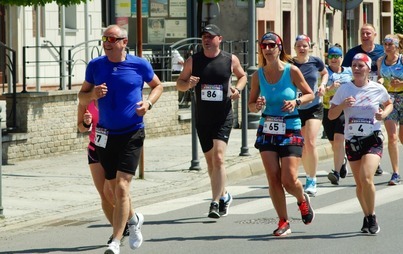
[128,214,138,225]
[221,192,229,202]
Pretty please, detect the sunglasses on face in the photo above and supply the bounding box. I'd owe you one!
[260,42,277,49]
[102,36,125,43]
[328,55,341,59]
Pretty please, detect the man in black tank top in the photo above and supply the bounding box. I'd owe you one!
[176,24,247,219]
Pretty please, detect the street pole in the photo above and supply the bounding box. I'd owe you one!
[240,0,256,156]
[189,89,201,170]
[137,0,145,179]
[0,108,4,219]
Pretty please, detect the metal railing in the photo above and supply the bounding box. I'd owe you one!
[21,39,249,89]
[67,39,103,90]
[0,42,17,130]
[22,43,69,92]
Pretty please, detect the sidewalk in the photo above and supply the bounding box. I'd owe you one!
[0,128,333,232]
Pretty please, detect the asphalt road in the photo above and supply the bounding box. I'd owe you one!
[0,151,401,254]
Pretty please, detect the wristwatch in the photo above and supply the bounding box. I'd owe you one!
[147,100,153,110]
[295,99,301,107]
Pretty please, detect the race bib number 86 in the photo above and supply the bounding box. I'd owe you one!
[201,84,223,101]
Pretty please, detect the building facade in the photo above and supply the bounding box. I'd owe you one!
[0,0,394,91]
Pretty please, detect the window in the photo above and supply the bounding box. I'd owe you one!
[363,3,374,25]
[65,5,77,30]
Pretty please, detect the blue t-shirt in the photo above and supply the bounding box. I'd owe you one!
[85,54,154,134]
[323,66,353,109]
[342,44,384,73]
[258,64,301,130]
[293,56,325,109]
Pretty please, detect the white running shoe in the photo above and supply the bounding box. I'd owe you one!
[304,176,317,197]
[129,213,144,249]
[104,241,120,254]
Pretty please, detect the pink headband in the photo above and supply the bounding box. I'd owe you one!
[295,34,311,46]
[353,53,372,69]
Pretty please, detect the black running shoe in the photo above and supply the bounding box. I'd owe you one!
[298,193,315,224]
[208,202,220,219]
[375,165,383,176]
[367,214,380,234]
[107,223,130,244]
[340,156,348,178]
[219,193,233,216]
[328,170,340,185]
[361,217,369,233]
[107,234,113,245]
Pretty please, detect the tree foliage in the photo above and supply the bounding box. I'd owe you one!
[0,0,88,6]
[395,0,403,34]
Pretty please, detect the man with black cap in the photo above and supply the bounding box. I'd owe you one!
[176,24,247,219]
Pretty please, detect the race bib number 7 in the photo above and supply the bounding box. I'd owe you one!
[95,127,109,148]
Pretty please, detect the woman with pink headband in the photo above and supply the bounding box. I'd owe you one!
[376,34,403,186]
[248,32,315,236]
[329,53,393,234]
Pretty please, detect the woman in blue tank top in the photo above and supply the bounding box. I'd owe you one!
[376,34,403,185]
[248,32,315,237]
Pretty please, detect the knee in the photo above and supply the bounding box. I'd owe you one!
[212,154,225,168]
[281,178,298,191]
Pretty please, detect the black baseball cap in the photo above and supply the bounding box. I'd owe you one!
[201,24,221,36]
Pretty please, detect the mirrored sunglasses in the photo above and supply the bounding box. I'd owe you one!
[328,55,341,59]
[260,43,277,49]
[102,36,125,43]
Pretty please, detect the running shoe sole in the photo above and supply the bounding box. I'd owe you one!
[273,227,291,236]
[208,211,220,219]
[327,172,339,185]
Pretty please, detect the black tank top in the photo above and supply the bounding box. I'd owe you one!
[192,50,233,124]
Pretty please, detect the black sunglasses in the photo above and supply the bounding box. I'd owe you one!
[260,42,277,49]
[102,36,125,43]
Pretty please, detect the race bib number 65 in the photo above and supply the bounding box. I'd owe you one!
[263,116,286,135]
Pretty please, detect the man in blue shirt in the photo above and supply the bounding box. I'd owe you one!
[79,24,163,254]
[342,23,384,82]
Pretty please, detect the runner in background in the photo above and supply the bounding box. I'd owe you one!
[323,46,353,185]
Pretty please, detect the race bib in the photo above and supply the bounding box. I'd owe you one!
[348,118,373,136]
[201,84,223,101]
[369,71,378,82]
[95,127,109,148]
[263,116,286,135]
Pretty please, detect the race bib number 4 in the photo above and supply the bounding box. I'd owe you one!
[348,118,373,136]
[95,127,109,148]
[201,84,223,101]
[263,116,286,135]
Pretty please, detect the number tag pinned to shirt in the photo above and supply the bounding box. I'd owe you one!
[263,116,286,135]
[201,84,223,101]
[95,127,109,148]
[348,118,373,136]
